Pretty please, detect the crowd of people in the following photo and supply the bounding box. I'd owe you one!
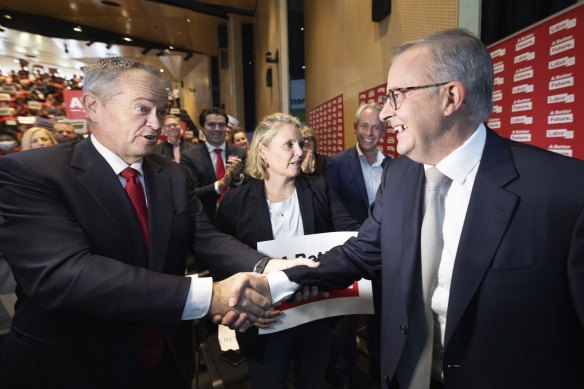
[0,28,582,389]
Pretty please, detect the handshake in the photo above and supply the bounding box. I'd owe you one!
[208,257,320,332]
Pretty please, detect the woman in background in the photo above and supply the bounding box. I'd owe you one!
[300,125,328,176]
[215,113,359,389]
[230,127,249,153]
[20,127,57,150]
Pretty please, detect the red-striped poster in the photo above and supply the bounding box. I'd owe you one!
[308,95,344,155]
[487,3,583,159]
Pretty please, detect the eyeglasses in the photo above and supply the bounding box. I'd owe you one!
[205,122,226,129]
[381,81,451,110]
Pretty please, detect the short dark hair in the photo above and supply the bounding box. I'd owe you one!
[198,107,228,128]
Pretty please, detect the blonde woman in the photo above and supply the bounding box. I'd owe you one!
[21,127,57,150]
[215,113,359,389]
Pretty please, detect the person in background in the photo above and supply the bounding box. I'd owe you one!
[20,126,57,150]
[230,127,249,153]
[52,121,78,143]
[215,113,360,389]
[180,107,246,222]
[300,125,328,176]
[0,127,19,155]
[0,57,310,389]
[271,28,584,388]
[153,114,194,163]
[324,102,391,387]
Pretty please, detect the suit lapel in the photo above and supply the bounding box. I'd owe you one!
[444,130,518,346]
[143,157,173,272]
[348,148,370,210]
[248,180,274,243]
[296,177,316,235]
[198,143,216,181]
[72,139,148,267]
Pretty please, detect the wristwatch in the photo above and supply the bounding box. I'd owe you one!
[253,256,272,274]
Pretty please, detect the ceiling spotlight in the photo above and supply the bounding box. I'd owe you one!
[123,37,132,42]
[0,26,4,33]
[168,46,174,50]
[73,26,83,32]
[3,15,11,20]
[184,53,193,61]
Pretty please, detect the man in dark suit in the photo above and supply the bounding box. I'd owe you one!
[0,57,296,389]
[180,107,246,222]
[324,102,391,386]
[267,29,584,388]
[153,114,194,163]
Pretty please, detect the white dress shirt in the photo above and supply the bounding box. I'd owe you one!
[356,144,385,205]
[91,135,212,320]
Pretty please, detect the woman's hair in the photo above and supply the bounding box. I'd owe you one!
[20,127,57,150]
[247,113,301,180]
[301,125,318,151]
[229,127,247,144]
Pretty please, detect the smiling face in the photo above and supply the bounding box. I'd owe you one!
[259,123,305,181]
[355,107,385,154]
[233,131,249,151]
[83,69,168,164]
[379,45,450,164]
[202,114,227,147]
[163,116,181,142]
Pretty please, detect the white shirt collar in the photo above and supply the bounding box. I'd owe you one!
[90,135,144,176]
[355,144,385,166]
[426,123,486,185]
[205,141,226,153]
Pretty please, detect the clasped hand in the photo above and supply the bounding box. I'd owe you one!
[210,258,323,332]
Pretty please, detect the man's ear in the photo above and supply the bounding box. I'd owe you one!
[81,92,100,122]
[443,81,465,117]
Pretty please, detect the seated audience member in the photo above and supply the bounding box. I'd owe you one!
[0,127,19,155]
[153,114,194,163]
[215,113,360,389]
[180,107,246,222]
[301,125,328,176]
[52,121,78,143]
[20,127,58,150]
[230,127,249,154]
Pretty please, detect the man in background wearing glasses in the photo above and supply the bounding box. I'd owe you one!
[180,107,246,222]
[270,28,584,388]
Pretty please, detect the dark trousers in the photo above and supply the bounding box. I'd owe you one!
[246,320,332,389]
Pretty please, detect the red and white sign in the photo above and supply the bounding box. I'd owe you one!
[308,95,345,155]
[257,231,373,334]
[63,90,86,120]
[487,3,583,159]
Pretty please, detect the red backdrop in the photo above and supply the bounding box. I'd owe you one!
[308,95,344,155]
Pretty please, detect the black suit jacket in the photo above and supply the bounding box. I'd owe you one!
[285,128,584,388]
[0,138,263,388]
[215,175,360,357]
[325,146,391,223]
[153,140,194,160]
[180,142,246,221]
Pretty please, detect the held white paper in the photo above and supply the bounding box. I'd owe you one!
[258,231,373,334]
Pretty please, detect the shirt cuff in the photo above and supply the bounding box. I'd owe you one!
[181,275,213,320]
[266,271,299,304]
[214,181,221,194]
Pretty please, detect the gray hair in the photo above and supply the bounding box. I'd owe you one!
[354,102,382,125]
[393,28,494,123]
[82,57,162,100]
[247,113,301,180]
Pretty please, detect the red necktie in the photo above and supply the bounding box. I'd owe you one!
[214,148,227,203]
[119,167,163,369]
[120,167,149,249]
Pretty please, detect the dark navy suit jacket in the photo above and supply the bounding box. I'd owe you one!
[286,129,584,388]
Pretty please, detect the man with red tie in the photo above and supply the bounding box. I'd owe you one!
[180,107,246,222]
[0,57,304,389]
